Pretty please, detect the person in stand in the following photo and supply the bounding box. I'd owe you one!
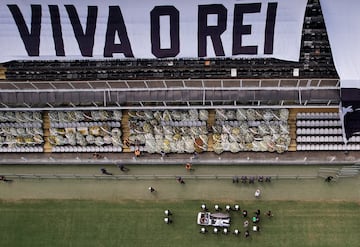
[100,168,112,175]
[134,148,141,158]
[93,153,102,159]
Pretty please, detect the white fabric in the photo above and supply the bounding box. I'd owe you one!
[320,0,360,87]
[0,0,307,62]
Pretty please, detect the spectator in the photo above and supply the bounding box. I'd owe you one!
[160,151,166,159]
[191,151,198,160]
[134,149,141,158]
[93,153,102,159]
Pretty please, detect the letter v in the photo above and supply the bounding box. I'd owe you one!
[7,4,41,56]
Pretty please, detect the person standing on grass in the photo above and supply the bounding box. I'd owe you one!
[0,175,12,183]
[100,168,113,175]
[118,163,129,172]
[148,186,156,192]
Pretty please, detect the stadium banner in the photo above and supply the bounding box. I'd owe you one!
[0,0,307,62]
[320,0,360,142]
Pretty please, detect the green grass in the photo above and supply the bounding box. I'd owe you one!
[0,200,359,247]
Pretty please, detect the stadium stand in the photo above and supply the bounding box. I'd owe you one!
[1,0,360,155]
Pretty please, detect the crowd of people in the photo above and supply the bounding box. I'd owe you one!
[199,203,273,238]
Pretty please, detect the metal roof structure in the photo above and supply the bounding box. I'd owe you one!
[0,78,340,111]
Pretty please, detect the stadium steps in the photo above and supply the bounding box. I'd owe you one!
[0,65,6,80]
[206,110,216,152]
[288,109,298,151]
[43,111,53,153]
[121,110,131,153]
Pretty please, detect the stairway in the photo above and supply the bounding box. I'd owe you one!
[121,110,131,153]
[206,109,216,152]
[288,109,298,151]
[0,65,6,80]
[42,111,53,153]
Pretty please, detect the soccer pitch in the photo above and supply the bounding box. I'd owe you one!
[0,200,359,247]
[0,164,359,246]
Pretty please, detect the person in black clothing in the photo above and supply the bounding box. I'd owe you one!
[255,209,260,216]
[325,176,334,182]
[100,168,113,175]
[176,176,185,184]
[118,164,129,172]
[249,176,255,184]
[0,175,13,183]
[244,230,250,238]
[242,209,248,217]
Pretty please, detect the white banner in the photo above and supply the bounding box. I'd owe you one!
[320,0,360,88]
[0,0,307,62]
